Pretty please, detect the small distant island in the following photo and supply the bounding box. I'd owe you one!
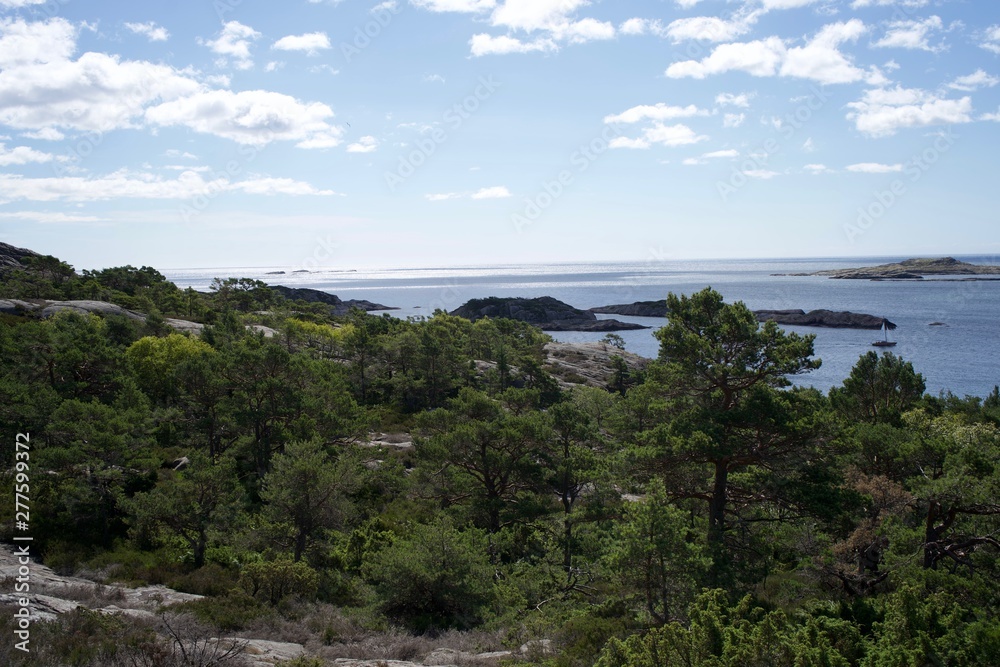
[268,285,396,315]
[778,257,1000,280]
[591,301,894,330]
[451,296,649,332]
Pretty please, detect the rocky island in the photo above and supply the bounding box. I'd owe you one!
[451,296,649,332]
[268,284,396,315]
[781,257,1000,280]
[591,300,894,329]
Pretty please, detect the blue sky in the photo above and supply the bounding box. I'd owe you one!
[0,0,998,271]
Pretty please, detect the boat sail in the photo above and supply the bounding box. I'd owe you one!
[872,318,897,347]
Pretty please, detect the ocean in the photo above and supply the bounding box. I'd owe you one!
[163,256,1000,399]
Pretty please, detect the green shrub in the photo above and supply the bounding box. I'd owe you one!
[239,557,320,605]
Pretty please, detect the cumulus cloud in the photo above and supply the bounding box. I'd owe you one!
[846,162,903,173]
[0,143,58,165]
[0,17,77,67]
[124,22,169,42]
[982,25,1000,54]
[803,163,833,174]
[851,0,928,7]
[145,90,343,148]
[272,32,331,55]
[201,21,261,70]
[346,135,378,153]
[723,113,746,128]
[469,33,555,56]
[609,123,708,149]
[665,15,754,43]
[667,20,877,85]
[846,86,972,137]
[873,16,943,52]
[948,69,998,92]
[471,185,512,198]
[410,0,495,11]
[603,103,707,124]
[464,0,615,56]
[0,170,337,203]
[715,92,754,108]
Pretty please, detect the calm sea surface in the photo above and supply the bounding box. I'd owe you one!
[163,256,1000,398]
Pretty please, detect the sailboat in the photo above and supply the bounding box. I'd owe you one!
[872,318,897,347]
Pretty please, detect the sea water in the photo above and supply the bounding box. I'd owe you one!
[163,256,1000,398]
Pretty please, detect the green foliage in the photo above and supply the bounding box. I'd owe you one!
[831,352,926,425]
[362,518,496,631]
[238,556,321,605]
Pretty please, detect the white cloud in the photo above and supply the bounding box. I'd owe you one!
[715,92,753,108]
[0,143,56,165]
[0,17,77,68]
[124,22,169,42]
[982,109,1000,122]
[723,113,746,128]
[665,15,753,43]
[982,25,1000,55]
[560,18,615,44]
[0,170,336,203]
[0,0,48,6]
[744,169,780,179]
[425,186,511,200]
[201,21,261,70]
[603,103,707,124]
[846,162,903,173]
[145,90,344,148]
[490,0,590,32]
[675,0,703,7]
[667,37,786,79]
[346,135,378,153]
[847,86,972,137]
[761,0,820,8]
[470,33,555,56]
[0,211,104,224]
[609,122,708,149]
[874,16,943,52]
[471,185,512,199]
[423,73,446,83]
[411,0,495,11]
[780,19,870,84]
[684,148,739,165]
[948,69,998,92]
[803,163,832,174]
[22,128,65,141]
[272,32,331,55]
[668,20,875,85]
[852,0,928,7]
[619,18,665,37]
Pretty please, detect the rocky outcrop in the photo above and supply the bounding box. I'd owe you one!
[40,300,146,320]
[269,285,396,314]
[591,301,894,330]
[754,309,895,330]
[543,341,651,389]
[590,300,667,317]
[0,241,40,271]
[800,257,1000,280]
[450,296,649,332]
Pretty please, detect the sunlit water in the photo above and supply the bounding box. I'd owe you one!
[164,256,1000,398]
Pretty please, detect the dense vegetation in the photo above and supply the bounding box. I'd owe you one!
[2,257,999,666]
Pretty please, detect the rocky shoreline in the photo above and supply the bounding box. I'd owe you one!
[590,301,894,330]
[776,257,1000,280]
[450,296,649,332]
